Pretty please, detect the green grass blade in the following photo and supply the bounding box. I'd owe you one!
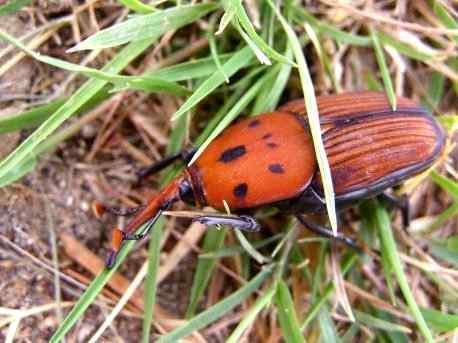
[70,3,218,51]
[269,0,338,235]
[0,38,155,186]
[186,228,226,317]
[378,31,435,62]
[276,280,306,343]
[438,114,458,133]
[318,307,340,343]
[252,46,293,113]
[152,54,236,81]
[354,310,411,333]
[432,0,458,44]
[171,46,254,121]
[292,7,371,46]
[0,88,110,134]
[201,234,282,259]
[0,156,36,188]
[0,0,30,16]
[374,200,434,343]
[421,307,458,332]
[142,219,164,343]
[301,253,358,330]
[370,28,396,111]
[119,0,155,14]
[0,99,66,134]
[0,28,188,95]
[430,171,458,199]
[208,32,229,83]
[227,0,293,65]
[157,264,274,343]
[227,283,276,343]
[49,238,139,342]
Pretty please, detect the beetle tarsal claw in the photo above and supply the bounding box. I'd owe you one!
[192,214,261,232]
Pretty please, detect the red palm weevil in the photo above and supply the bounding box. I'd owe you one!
[96,91,445,268]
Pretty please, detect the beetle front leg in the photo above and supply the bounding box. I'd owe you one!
[192,214,261,232]
[379,192,410,229]
[137,147,197,181]
[296,215,360,251]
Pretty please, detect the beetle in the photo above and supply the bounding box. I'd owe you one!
[97,91,445,268]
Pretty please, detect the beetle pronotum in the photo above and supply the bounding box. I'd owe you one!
[95,91,445,268]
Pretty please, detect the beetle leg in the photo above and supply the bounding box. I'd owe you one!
[137,147,197,180]
[121,209,163,240]
[192,214,261,232]
[379,192,410,229]
[296,215,360,251]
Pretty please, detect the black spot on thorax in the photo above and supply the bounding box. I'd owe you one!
[233,183,248,198]
[262,133,272,139]
[268,163,284,174]
[266,142,278,148]
[219,145,246,162]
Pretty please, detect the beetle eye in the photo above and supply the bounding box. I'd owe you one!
[179,179,196,206]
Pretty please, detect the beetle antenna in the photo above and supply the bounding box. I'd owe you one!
[105,176,184,268]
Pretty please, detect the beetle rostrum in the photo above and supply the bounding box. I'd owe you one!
[103,91,445,268]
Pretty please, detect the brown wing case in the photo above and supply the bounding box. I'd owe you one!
[302,92,446,200]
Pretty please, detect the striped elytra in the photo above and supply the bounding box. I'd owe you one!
[188,91,445,209]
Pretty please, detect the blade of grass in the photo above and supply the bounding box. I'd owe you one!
[118,0,155,14]
[171,46,254,121]
[0,29,187,94]
[301,253,359,330]
[208,32,229,83]
[69,3,219,51]
[374,200,434,343]
[421,307,458,332]
[276,280,306,343]
[142,218,164,343]
[430,171,458,199]
[200,234,282,259]
[226,283,276,343]
[49,237,139,342]
[252,46,293,113]
[156,264,274,343]
[354,310,411,333]
[186,228,226,318]
[370,28,396,111]
[268,0,338,235]
[292,7,371,46]
[0,0,30,16]
[0,87,110,134]
[318,307,340,343]
[227,0,294,65]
